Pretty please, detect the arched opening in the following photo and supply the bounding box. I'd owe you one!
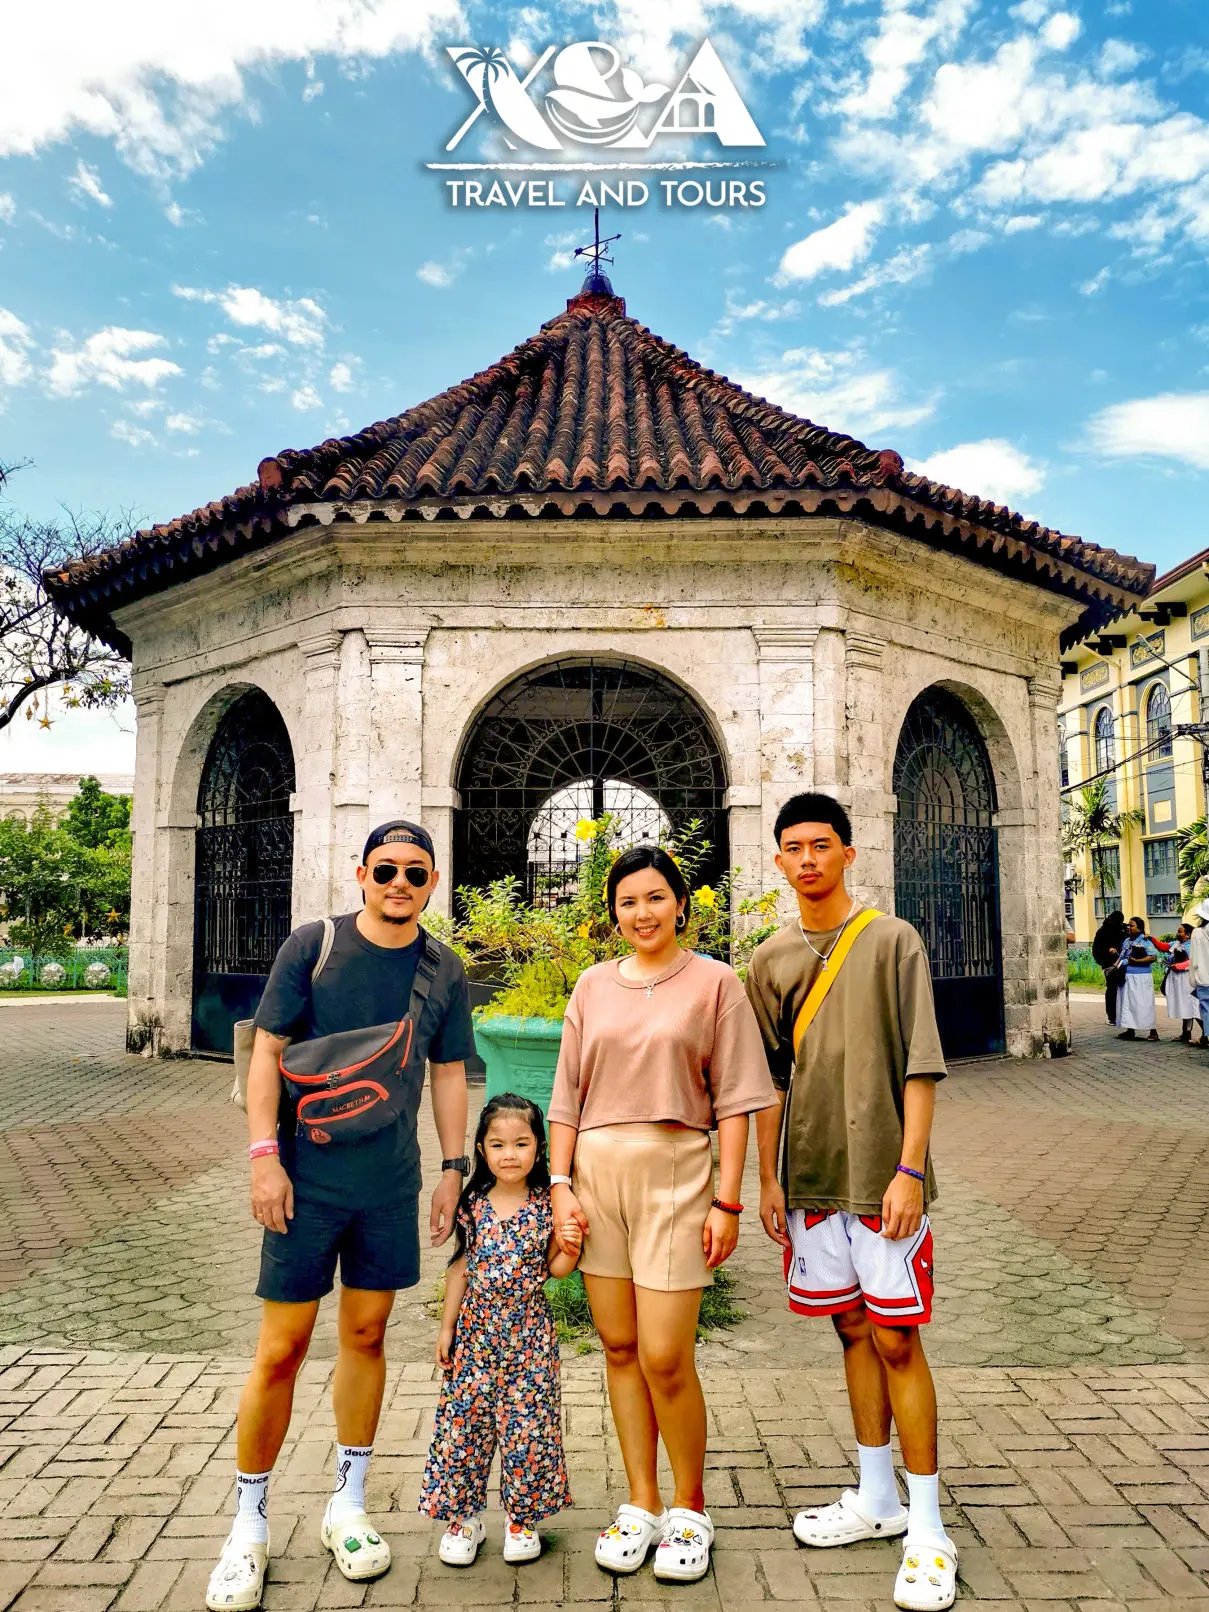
[191,689,296,1053]
[1093,706,1114,775]
[454,658,728,904]
[893,686,1004,1059]
[1144,683,1173,759]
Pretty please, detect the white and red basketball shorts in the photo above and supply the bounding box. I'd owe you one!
[783,1209,934,1326]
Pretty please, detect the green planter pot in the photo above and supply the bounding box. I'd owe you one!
[473,1014,565,1114]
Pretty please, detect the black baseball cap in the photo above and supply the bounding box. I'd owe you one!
[361,820,436,866]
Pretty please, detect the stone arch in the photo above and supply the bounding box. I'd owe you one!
[452,655,730,904]
[892,683,1007,1059]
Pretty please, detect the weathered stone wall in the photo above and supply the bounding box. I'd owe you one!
[118,516,1077,1058]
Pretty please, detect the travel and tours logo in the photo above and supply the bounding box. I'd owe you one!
[444,40,765,153]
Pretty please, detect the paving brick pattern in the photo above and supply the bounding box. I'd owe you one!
[0,995,1208,1606]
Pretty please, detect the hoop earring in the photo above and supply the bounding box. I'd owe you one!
[676,912,687,931]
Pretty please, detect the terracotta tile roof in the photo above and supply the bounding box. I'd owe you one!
[48,287,1153,654]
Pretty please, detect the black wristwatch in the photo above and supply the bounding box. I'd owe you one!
[442,1155,471,1175]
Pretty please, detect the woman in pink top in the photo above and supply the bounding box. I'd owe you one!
[548,845,777,1585]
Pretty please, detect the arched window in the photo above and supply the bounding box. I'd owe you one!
[1145,683,1173,759]
[1058,719,1070,789]
[1093,707,1114,775]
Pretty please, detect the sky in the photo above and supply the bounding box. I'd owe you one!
[0,0,1207,775]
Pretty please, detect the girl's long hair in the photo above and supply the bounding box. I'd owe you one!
[449,1091,550,1266]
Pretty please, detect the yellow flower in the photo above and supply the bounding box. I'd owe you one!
[574,819,600,842]
[695,885,717,911]
[577,923,591,939]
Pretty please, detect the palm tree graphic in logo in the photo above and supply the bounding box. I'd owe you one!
[446,45,562,151]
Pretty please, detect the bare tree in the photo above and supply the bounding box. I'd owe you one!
[0,462,133,734]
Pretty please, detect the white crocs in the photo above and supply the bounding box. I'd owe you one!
[502,1519,542,1563]
[438,1515,486,1567]
[793,1489,908,1548]
[205,1530,269,1611]
[594,1504,667,1573]
[320,1501,391,1581]
[895,1537,958,1610]
[653,1507,714,1583]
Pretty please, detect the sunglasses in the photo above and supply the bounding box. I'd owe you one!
[370,862,431,888]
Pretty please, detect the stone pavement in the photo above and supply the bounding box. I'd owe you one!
[1,996,1209,1606]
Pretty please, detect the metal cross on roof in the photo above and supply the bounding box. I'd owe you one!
[574,206,621,295]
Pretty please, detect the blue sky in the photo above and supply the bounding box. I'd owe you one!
[0,0,1207,772]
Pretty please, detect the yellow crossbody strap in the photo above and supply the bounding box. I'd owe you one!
[792,909,883,1059]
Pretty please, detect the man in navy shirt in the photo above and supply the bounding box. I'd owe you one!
[207,821,474,1612]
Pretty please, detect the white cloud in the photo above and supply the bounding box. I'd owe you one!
[910,437,1045,505]
[597,0,823,81]
[1099,39,1143,76]
[0,1,465,183]
[165,411,202,433]
[713,291,801,336]
[1003,213,1043,231]
[948,227,989,253]
[291,383,322,411]
[1078,266,1109,294]
[0,194,14,225]
[818,243,932,305]
[777,199,885,283]
[833,0,974,124]
[0,309,34,386]
[1086,393,1209,469]
[417,261,455,288]
[110,419,156,447]
[329,360,356,391]
[46,327,181,396]
[67,160,112,208]
[173,284,325,347]
[1040,11,1080,50]
[734,345,937,436]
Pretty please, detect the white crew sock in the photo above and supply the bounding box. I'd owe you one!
[904,1470,946,1545]
[329,1444,373,1520]
[232,1470,270,1544]
[855,1442,901,1518]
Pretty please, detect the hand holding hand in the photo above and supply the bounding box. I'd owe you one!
[552,1183,588,1256]
[559,1219,583,1253]
[880,1169,924,1240]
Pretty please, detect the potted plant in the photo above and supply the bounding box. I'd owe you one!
[432,815,781,1112]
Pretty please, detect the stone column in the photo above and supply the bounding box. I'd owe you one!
[845,633,893,909]
[812,627,848,794]
[1026,670,1070,1055]
[421,786,461,919]
[752,627,817,836]
[294,631,342,922]
[331,629,372,910]
[126,684,165,1048]
[367,630,428,828]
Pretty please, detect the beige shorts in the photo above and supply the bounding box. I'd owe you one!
[573,1123,714,1292]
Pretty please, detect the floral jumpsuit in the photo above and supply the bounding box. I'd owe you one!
[418,1188,573,1527]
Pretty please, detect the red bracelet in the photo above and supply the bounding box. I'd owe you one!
[249,1140,279,1160]
[711,1198,744,1216]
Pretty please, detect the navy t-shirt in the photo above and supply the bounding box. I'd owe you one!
[253,912,476,1206]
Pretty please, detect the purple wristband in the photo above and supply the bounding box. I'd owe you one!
[896,1164,925,1182]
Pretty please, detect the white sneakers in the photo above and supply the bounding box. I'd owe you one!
[438,1515,542,1567]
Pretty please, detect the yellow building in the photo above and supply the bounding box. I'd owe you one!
[1060,548,1209,942]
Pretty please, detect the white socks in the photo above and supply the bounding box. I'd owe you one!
[905,1469,946,1545]
[329,1443,373,1520]
[232,1470,270,1544]
[855,1442,901,1519]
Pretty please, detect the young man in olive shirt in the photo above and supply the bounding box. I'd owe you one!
[746,793,956,1612]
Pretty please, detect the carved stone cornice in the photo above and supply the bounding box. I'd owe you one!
[846,633,886,671]
[752,626,820,662]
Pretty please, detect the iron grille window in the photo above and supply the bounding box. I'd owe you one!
[1092,845,1121,907]
[194,691,295,978]
[1058,720,1070,789]
[1093,706,1114,775]
[1149,891,1181,916]
[455,658,728,907]
[1145,683,1173,759]
[1144,838,1176,879]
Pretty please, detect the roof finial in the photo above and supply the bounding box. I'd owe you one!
[573,206,620,296]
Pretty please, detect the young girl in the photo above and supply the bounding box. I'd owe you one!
[418,1093,581,1567]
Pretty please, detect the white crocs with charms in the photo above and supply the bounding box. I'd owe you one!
[502,1519,542,1563]
[653,1507,715,1583]
[438,1515,486,1567]
[895,1537,958,1610]
[594,1504,667,1573]
[205,1530,269,1611]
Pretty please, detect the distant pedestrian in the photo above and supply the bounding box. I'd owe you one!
[1092,910,1127,1025]
[1116,916,1166,1042]
[1163,923,1196,1042]
[1188,903,1209,1047]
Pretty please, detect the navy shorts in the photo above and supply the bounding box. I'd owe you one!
[256,1189,421,1304]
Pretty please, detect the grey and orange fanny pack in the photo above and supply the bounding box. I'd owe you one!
[278,928,442,1145]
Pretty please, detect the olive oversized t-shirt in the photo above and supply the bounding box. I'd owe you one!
[744,912,946,1215]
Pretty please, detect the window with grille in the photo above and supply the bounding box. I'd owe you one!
[1144,838,1176,879]
[1058,719,1070,789]
[1149,892,1181,916]
[1093,706,1114,775]
[1145,683,1173,759]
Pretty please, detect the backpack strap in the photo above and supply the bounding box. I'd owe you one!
[311,917,336,984]
[791,909,883,1060]
[407,927,445,1023]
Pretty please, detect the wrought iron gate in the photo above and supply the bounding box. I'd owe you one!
[893,688,1005,1059]
[455,659,728,905]
[191,690,296,1053]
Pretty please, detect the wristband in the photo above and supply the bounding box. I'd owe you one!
[249,1140,279,1160]
[896,1164,925,1182]
[711,1198,744,1216]
[550,1174,573,1188]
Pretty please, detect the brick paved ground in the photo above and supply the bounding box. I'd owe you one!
[1,994,1209,1607]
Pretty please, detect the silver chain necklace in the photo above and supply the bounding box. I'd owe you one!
[623,956,682,999]
[798,896,858,972]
